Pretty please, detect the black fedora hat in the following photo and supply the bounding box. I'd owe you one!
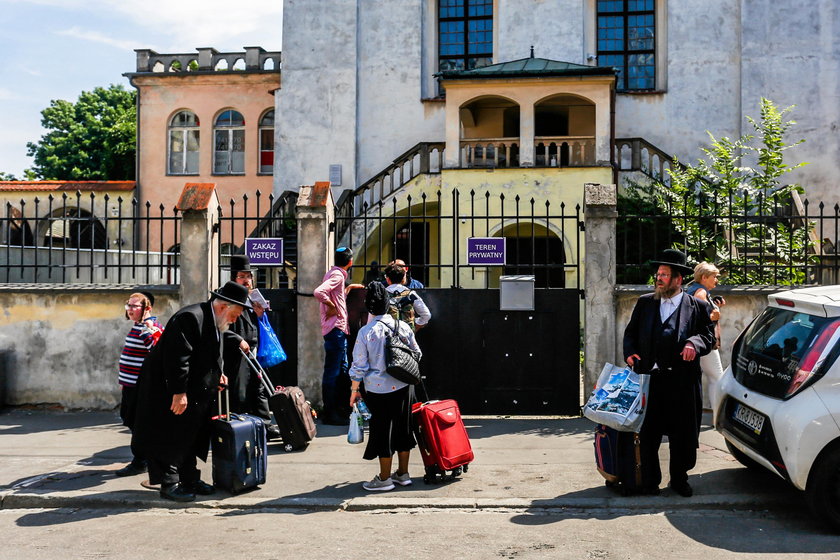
[210,281,253,309]
[230,255,252,273]
[650,248,694,276]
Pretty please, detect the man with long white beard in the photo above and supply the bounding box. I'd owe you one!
[131,282,251,502]
[623,249,715,498]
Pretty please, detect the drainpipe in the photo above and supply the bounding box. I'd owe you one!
[127,75,141,250]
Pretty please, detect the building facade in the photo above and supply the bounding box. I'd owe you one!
[277,0,840,205]
[126,47,281,250]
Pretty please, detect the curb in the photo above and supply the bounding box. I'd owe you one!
[0,489,788,513]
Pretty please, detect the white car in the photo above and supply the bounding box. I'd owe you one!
[714,285,840,530]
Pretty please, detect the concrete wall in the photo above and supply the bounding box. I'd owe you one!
[279,0,840,204]
[0,287,180,409]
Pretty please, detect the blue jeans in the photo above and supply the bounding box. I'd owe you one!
[322,328,349,419]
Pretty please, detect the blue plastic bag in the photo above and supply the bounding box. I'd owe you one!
[256,313,287,368]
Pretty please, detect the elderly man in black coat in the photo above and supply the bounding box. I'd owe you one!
[222,255,279,439]
[623,249,715,498]
[132,282,252,502]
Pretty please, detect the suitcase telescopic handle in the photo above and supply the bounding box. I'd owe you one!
[217,386,231,422]
[239,348,276,395]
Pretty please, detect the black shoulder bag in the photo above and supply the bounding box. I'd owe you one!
[378,319,421,385]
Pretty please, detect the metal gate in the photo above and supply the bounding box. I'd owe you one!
[336,187,584,415]
[215,191,299,386]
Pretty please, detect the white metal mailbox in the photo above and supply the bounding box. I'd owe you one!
[499,275,535,310]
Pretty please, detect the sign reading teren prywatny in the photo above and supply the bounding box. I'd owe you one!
[467,237,506,266]
[245,238,284,266]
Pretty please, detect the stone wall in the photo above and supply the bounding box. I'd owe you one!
[0,286,179,409]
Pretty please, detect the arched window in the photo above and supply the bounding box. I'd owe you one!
[259,110,274,174]
[168,110,200,174]
[214,109,245,174]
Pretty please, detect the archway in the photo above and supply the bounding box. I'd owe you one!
[499,222,566,288]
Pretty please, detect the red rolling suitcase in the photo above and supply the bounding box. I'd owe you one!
[412,399,474,484]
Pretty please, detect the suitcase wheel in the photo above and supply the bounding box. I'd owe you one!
[284,443,294,452]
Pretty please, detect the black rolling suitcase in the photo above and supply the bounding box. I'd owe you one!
[594,424,644,495]
[211,389,268,493]
[241,349,317,452]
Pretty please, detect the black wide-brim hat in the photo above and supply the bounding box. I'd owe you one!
[230,255,252,273]
[650,248,694,277]
[211,281,253,309]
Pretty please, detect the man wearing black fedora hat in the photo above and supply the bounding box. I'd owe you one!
[623,249,716,497]
[222,255,281,440]
[131,281,252,502]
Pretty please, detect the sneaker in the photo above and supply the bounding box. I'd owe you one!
[362,474,395,492]
[390,471,412,486]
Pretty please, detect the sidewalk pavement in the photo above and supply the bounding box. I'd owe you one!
[0,408,800,512]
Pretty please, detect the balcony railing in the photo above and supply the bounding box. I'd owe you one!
[534,136,595,166]
[460,136,596,168]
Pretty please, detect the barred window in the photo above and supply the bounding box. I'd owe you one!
[258,110,274,174]
[214,110,245,175]
[438,0,493,94]
[597,0,655,91]
[168,110,199,175]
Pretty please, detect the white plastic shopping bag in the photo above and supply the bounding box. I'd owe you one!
[347,404,364,444]
[582,363,650,432]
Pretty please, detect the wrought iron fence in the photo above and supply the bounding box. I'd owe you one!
[617,189,840,286]
[0,191,180,284]
[214,190,298,289]
[335,188,583,291]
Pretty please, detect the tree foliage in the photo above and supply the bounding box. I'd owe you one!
[26,84,136,180]
[620,98,814,285]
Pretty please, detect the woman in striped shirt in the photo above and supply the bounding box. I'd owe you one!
[115,292,163,477]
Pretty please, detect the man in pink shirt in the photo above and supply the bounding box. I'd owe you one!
[313,246,356,425]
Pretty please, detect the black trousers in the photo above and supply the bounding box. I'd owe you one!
[119,385,144,465]
[147,454,200,487]
[639,371,700,487]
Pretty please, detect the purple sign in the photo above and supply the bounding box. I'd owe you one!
[245,238,284,266]
[467,237,506,266]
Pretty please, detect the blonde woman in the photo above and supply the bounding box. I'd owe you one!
[686,262,725,409]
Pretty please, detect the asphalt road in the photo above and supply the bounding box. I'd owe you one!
[4,505,840,559]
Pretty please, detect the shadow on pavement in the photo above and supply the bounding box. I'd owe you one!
[0,409,122,435]
[463,416,592,439]
[508,465,840,552]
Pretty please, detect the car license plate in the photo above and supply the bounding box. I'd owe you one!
[733,403,765,435]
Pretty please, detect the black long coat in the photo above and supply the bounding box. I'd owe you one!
[131,301,223,464]
[623,291,715,454]
[623,292,715,376]
[222,309,258,407]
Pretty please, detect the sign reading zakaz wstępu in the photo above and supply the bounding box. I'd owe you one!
[467,237,506,266]
[245,238,284,266]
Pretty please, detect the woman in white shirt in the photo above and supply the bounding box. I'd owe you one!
[349,282,422,492]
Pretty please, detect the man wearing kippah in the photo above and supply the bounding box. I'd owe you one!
[313,247,361,425]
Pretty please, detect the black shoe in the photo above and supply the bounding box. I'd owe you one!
[640,485,660,496]
[115,461,147,477]
[160,483,196,502]
[183,479,215,495]
[669,481,693,497]
[267,425,282,440]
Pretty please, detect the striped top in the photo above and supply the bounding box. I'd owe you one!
[118,317,162,386]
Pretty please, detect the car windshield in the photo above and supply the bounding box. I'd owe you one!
[733,307,838,398]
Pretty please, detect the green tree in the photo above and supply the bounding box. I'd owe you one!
[621,98,813,285]
[26,84,136,180]
[0,172,18,180]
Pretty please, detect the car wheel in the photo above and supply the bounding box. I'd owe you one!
[725,440,762,470]
[806,448,840,532]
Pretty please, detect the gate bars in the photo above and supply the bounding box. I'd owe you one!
[333,188,584,292]
[0,192,180,284]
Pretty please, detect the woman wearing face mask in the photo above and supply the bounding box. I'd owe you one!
[115,292,163,477]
